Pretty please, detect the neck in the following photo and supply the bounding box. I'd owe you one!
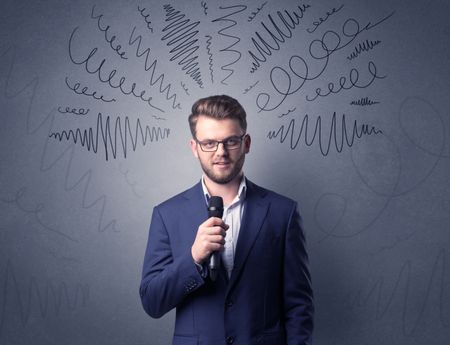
[204,173,243,206]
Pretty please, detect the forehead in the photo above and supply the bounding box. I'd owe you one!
[195,115,243,139]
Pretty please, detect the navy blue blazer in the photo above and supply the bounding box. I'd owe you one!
[140,179,314,345]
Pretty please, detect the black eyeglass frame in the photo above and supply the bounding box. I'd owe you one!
[195,133,247,152]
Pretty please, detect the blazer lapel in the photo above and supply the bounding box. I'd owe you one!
[182,181,208,237]
[227,180,269,290]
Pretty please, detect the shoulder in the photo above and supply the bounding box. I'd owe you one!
[154,181,202,211]
[246,179,297,210]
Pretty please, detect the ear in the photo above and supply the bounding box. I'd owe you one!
[190,138,199,158]
[243,134,251,154]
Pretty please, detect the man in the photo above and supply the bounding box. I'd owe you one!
[140,95,314,345]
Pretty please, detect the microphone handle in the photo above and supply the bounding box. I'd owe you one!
[209,252,219,281]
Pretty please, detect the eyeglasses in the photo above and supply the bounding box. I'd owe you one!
[195,134,246,152]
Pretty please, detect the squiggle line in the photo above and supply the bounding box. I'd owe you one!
[205,35,214,83]
[0,260,89,336]
[128,26,181,110]
[347,39,382,61]
[49,113,170,161]
[348,249,449,335]
[248,3,311,73]
[212,5,248,85]
[161,4,203,88]
[350,96,380,106]
[243,80,259,94]
[1,46,118,233]
[267,113,382,156]
[279,107,296,118]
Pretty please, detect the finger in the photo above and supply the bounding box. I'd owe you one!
[205,217,228,228]
[208,234,226,244]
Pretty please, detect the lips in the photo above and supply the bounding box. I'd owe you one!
[214,161,231,168]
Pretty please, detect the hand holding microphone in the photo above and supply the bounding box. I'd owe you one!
[191,196,227,280]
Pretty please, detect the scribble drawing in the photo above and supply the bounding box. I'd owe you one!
[128,27,181,110]
[201,1,208,16]
[267,113,382,156]
[243,80,259,94]
[350,97,380,106]
[48,113,170,161]
[349,249,449,335]
[1,46,118,233]
[212,5,247,85]
[347,39,382,61]
[205,35,214,83]
[161,4,204,88]
[248,1,268,22]
[248,3,311,73]
[0,260,89,335]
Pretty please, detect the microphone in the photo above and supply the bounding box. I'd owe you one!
[207,196,224,281]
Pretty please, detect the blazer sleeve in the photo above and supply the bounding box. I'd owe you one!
[139,206,205,318]
[283,203,314,345]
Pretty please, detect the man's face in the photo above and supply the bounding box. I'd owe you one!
[190,116,251,185]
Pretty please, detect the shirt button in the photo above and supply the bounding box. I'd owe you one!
[226,336,234,344]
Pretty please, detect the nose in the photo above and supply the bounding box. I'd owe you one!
[215,142,228,156]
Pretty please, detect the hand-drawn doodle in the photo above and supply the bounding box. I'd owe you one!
[118,163,144,198]
[306,4,344,34]
[212,4,247,85]
[248,3,311,73]
[267,112,382,156]
[138,5,154,33]
[305,61,386,102]
[0,260,89,336]
[180,81,190,96]
[48,112,170,161]
[68,27,164,112]
[201,1,208,16]
[278,107,297,118]
[57,106,90,116]
[161,4,204,88]
[347,249,449,336]
[1,187,78,242]
[90,5,128,60]
[243,80,259,94]
[347,39,382,61]
[247,1,267,23]
[256,11,395,112]
[205,34,215,83]
[64,77,116,103]
[350,97,380,106]
[1,46,119,234]
[128,26,181,110]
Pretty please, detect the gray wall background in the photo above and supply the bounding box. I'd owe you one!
[1,0,449,344]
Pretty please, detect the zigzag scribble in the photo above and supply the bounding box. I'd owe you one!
[161,4,204,88]
[347,39,382,61]
[248,3,311,73]
[49,113,170,161]
[0,260,89,335]
[2,46,118,233]
[128,26,181,110]
[267,113,382,156]
[205,35,214,83]
[212,5,247,85]
[350,96,380,106]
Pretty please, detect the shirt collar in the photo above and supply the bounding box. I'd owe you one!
[202,175,247,206]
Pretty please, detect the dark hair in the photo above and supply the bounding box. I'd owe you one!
[188,95,247,137]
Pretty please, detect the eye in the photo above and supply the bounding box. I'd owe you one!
[226,137,240,146]
[202,140,216,149]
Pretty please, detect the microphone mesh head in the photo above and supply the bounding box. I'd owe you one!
[208,196,223,218]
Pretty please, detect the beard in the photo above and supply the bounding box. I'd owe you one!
[199,152,246,185]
